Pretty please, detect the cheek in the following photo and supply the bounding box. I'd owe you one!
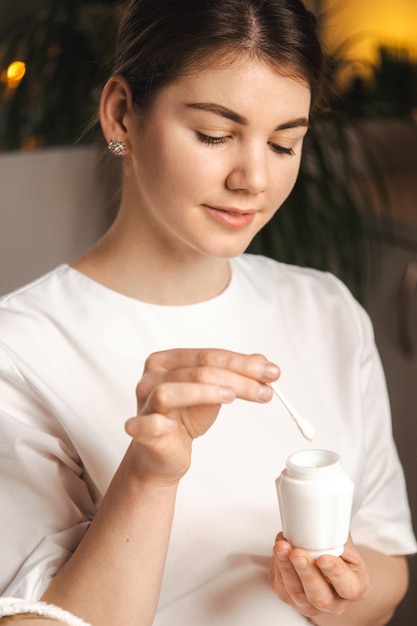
[287,161,302,194]
[162,144,225,197]
[269,159,302,205]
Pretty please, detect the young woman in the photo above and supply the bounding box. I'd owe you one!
[0,1,415,625]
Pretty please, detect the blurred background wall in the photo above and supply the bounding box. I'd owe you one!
[0,1,416,624]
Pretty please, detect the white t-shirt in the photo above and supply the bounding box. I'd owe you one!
[0,254,415,625]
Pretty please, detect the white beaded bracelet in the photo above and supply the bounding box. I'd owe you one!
[0,598,92,626]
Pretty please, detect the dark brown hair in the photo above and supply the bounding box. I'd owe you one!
[113,0,324,110]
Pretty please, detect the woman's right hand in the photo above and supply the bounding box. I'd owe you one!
[125,348,280,484]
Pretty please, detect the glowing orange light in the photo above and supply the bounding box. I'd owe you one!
[322,0,417,63]
[6,61,26,88]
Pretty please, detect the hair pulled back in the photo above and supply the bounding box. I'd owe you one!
[113,0,323,110]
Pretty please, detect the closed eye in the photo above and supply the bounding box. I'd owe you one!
[197,132,296,156]
[268,142,295,156]
[196,132,229,146]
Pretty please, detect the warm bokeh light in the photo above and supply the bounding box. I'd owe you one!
[6,61,26,88]
[321,0,417,63]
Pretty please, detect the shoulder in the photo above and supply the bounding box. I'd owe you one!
[234,253,372,344]
[0,265,80,345]
[235,253,356,303]
[0,265,71,309]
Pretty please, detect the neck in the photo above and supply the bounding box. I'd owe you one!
[72,216,232,306]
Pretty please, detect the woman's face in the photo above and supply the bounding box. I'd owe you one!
[124,55,311,261]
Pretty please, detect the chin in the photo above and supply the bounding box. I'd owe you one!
[205,243,250,260]
[200,233,256,259]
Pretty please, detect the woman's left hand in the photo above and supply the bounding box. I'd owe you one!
[269,533,371,619]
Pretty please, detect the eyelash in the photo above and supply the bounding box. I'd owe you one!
[269,143,295,157]
[196,132,228,146]
[196,132,295,156]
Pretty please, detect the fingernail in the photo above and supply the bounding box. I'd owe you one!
[259,385,272,401]
[220,386,235,402]
[125,417,136,436]
[291,557,308,570]
[262,363,280,379]
[275,550,289,562]
[319,560,334,572]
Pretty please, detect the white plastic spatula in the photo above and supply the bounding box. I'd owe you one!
[270,381,315,441]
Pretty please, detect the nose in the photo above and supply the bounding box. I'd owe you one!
[226,146,268,194]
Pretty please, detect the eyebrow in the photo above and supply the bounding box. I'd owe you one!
[185,102,309,131]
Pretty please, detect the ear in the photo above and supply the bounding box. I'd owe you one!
[99,75,134,150]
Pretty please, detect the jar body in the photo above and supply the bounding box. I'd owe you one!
[276,449,354,558]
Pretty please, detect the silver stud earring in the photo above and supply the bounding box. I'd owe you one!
[108,138,127,157]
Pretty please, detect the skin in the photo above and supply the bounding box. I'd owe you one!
[75,56,310,304]
[38,54,409,625]
[270,533,408,626]
[42,349,280,626]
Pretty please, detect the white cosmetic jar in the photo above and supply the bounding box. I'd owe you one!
[276,449,354,558]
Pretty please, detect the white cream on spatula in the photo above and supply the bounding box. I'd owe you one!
[270,381,315,441]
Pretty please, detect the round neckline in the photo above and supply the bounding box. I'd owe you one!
[64,260,239,311]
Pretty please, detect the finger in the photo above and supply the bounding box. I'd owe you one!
[273,543,318,616]
[159,365,274,402]
[124,415,192,481]
[316,554,366,601]
[289,551,338,612]
[143,349,280,382]
[146,381,235,412]
[125,412,178,440]
[269,553,293,605]
[138,361,277,408]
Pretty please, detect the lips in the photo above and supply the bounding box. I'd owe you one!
[204,205,257,230]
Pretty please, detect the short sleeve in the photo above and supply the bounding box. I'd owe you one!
[341,287,417,555]
[0,344,96,599]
